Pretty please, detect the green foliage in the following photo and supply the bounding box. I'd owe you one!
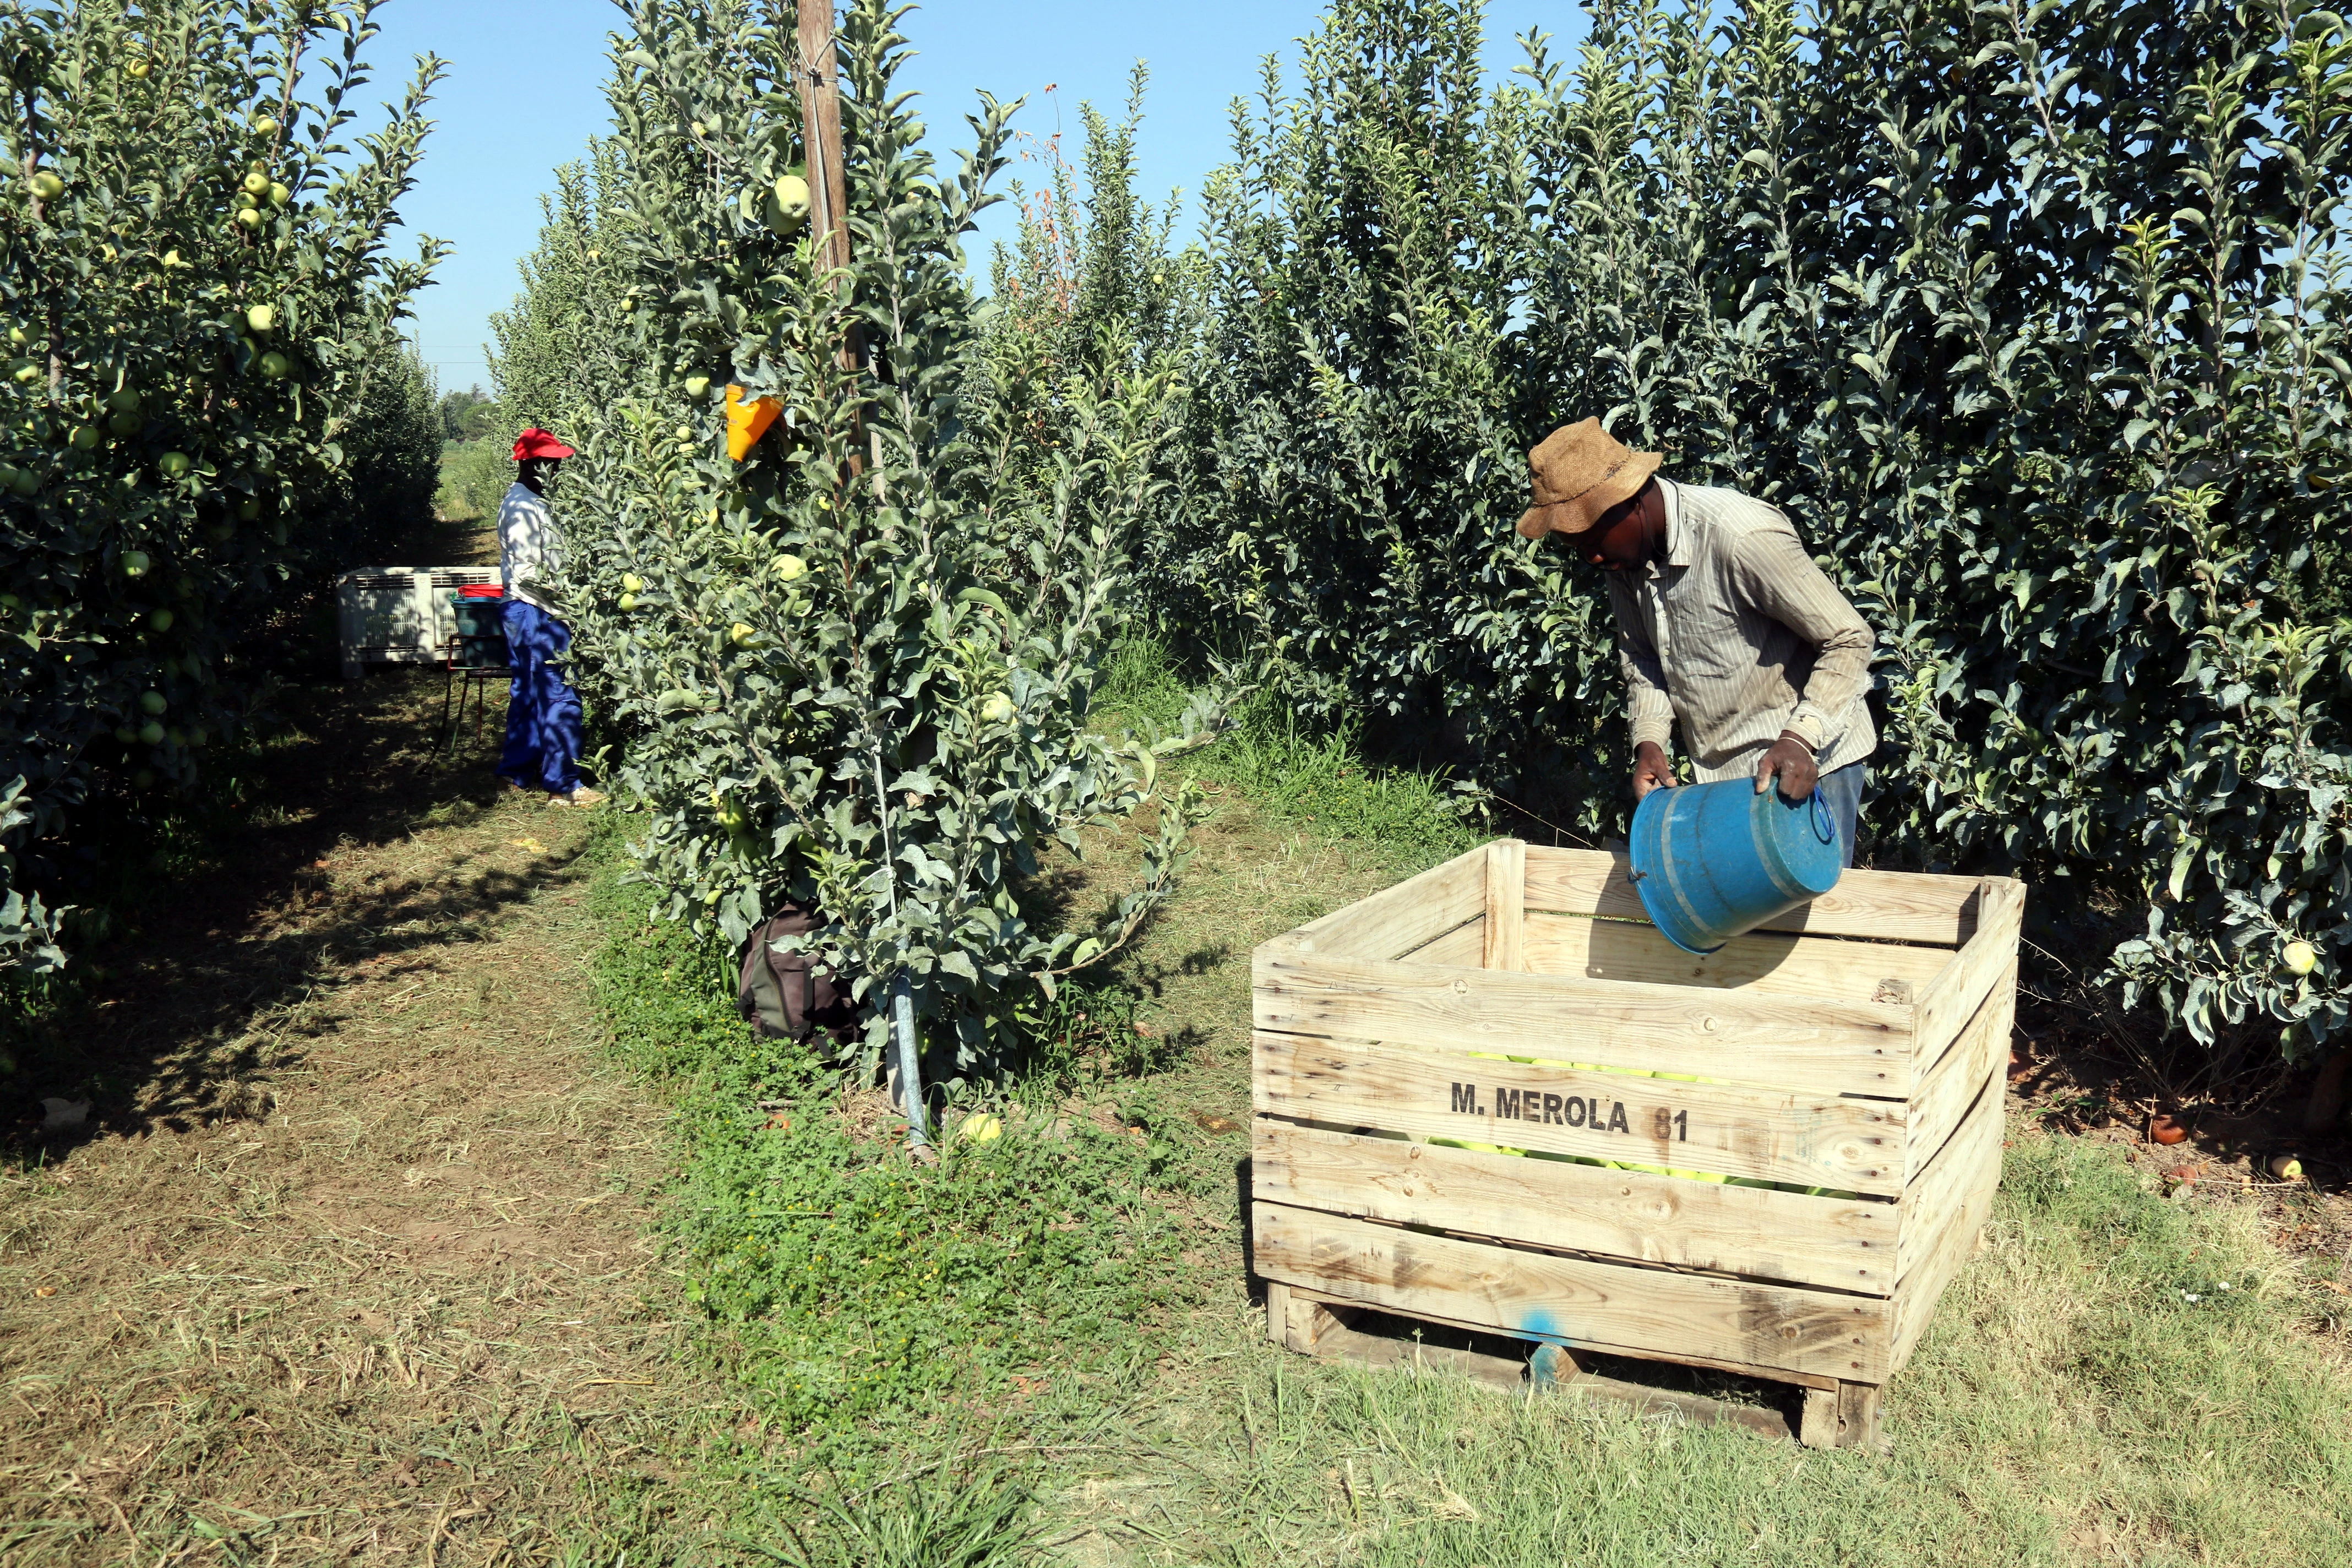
[588,845,1183,1451]
[507,0,1213,1082]
[1154,1,1605,817]
[488,144,641,434]
[433,433,510,521]
[435,383,497,442]
[1152,0,2352,1055]
[0,0,443,981]
[337,339,441,551]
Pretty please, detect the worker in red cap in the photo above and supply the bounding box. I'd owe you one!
[495,428,602,804]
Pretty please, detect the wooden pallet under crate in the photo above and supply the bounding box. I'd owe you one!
[1250,839,2024,1450]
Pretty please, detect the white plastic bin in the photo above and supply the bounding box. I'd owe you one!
[334,565,503,679]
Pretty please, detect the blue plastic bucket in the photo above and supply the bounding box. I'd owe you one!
[1628,778,1842,955]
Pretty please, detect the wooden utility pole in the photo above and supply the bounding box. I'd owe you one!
[794,0,853,287]
[793,0,876,490]
[794,1,916,1152]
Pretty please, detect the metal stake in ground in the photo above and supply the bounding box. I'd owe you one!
[871,739,929,1157]
[891,973,928,1150]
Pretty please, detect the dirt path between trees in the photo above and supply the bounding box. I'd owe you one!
[0,672,726,1565]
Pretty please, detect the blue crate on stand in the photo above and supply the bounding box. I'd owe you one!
[439,587,511,752]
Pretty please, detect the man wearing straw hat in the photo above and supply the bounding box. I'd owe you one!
[1517,418,1875,866]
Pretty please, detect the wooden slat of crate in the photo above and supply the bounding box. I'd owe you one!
[1895,1076,2003,1286]
[1286,844,1487,961]
[1252,949,1915,1098]
[1904,961,2015,1181]
[1522,846,1985,948]
[1273,1291,1812,1440]
[1523,913,1951,1005]
[1484,840,1526,971]
[1254,1031,1904,1196]
[1401,918,1485,967]
[1891,1093,2005,1373]
[1253,1200,1892,1382]
[1913,880,2027,1068]
[1253,1120,1899,1293]
[1276,1278,1843,1392]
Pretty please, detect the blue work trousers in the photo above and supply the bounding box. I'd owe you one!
[497,600,583,795]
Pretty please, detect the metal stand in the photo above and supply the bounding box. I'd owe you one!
[436,638,510,754]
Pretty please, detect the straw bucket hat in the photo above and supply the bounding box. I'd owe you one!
[1515,418,1662,539]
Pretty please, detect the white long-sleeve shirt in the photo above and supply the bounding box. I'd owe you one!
[496,482,562,613]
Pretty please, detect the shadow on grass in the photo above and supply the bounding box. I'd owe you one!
[2,663,570,1157]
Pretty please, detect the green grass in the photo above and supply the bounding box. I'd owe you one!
[585,826,1190,1479]
[1043,1135,2352,1566]
[1099,635,1481,876]
[582,646,2352,1566]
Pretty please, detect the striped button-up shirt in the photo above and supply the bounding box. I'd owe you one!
[1606,480,1875,783]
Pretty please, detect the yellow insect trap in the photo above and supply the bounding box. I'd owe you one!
[725,384,782,460]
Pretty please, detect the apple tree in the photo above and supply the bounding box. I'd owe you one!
[507,0,1210,1082]
[0,0,444,982]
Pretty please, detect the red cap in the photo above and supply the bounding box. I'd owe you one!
[513,427,576,461]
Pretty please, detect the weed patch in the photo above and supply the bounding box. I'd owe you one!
[1101,638,1480,877]
[588,848,1189,1465]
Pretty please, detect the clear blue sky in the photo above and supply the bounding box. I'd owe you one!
[357,1,1576,394]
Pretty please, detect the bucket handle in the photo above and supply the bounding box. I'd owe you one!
[1810,787,1835,845]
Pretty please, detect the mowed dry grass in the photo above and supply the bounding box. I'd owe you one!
[0,671,730,1565]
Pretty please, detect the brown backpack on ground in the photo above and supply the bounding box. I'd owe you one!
[737,901,858,1044]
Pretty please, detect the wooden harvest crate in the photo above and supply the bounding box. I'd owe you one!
[1250,839,2024,1450]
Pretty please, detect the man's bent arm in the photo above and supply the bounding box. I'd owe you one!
[1734,529,1872,753]
[1607,573,1676,753]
